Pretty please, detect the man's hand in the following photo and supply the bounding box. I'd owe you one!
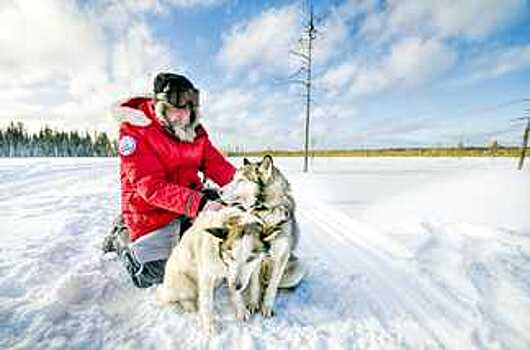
[198,188,224,213]
[202,200,225,212]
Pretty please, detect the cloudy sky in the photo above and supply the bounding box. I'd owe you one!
[1,0,530,150]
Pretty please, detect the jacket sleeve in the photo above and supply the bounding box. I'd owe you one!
[120,129,204,218]
[201,134,236,187]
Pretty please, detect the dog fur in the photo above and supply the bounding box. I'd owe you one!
[220,155,300,317]
[157,206,266,335]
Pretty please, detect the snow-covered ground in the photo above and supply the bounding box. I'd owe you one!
[1,157,529,349]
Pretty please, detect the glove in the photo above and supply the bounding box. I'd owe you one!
[201,188,221,201]
[198,188,223,213]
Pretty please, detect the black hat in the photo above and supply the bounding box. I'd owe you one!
[154,73,195,94]
[153,73,198,108]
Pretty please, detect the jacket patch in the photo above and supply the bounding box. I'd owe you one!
[119,136,137,156]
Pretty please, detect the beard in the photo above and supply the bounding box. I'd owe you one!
[154,101,200,142]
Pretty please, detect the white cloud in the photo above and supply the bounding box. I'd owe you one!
[207,88,254,112]
[312,7,351,66]
[359,0,527,44]
[350,38,456,96]
[97,0,163,14]
[0,0,180,137]
[320,62,357,94]
[203,88,255,126]
[0,0,106,88]
[111,23,173,91]
[0,0,111,134]
[313,1,377,66]
[389,0,527,40]
[428,0,527,39]
[215,0,368,78]
[321,37,456,97]
[50,19,175,137]
[466,44,530,82]
[166,0,225,7]
[87,0,223,19]
[323,0,527,99]
[199,85,311,150]
[386,38,456,84]
[217,5,300,74]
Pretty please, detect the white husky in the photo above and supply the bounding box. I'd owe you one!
[220,155,304,317]
[157,206,267,335]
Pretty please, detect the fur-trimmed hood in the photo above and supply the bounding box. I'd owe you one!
[111,95,201,142]
[111,96,154,127]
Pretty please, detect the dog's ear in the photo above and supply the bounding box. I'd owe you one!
[243,157,251,166]
[205,227,229,240]
[259,155,273,181]
[263,154,273,164]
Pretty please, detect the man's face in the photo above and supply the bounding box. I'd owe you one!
[154,86,199,139]
[165,104,191,126]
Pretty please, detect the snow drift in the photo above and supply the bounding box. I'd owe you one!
[1,157,529,349]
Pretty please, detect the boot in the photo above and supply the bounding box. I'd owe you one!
[121,249,166,288]
[102,214,130,255]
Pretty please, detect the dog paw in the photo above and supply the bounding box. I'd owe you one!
[260,304,274,318]
[236,307,251,321]
[247,302,260,314]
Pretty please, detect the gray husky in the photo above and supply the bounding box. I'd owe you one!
[157,207,267,335]
[220,155,304,317]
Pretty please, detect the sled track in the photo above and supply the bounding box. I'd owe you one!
[296,202,479,349]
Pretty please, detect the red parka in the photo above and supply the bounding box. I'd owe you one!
[114,97,236,241]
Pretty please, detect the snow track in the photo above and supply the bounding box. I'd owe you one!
[297,203,473,349]
[1,157,529,349]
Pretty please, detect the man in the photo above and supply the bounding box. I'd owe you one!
[104,73,235,288]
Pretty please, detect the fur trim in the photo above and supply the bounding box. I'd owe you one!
[111,96,152,127]
[154,100,201,143]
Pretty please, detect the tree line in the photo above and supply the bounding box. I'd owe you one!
[0,122,116,157]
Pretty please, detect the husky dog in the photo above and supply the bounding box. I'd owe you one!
[220,155,303,317]
[157,206,267,335]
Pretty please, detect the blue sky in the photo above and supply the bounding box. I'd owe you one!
[1,0,530,150]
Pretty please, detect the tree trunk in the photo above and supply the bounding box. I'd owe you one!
[518,119,530,170]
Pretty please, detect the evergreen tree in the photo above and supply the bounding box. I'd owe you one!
[0,121,117,157]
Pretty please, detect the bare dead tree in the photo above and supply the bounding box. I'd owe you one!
[516,113,530,170]
[287,0,319,172]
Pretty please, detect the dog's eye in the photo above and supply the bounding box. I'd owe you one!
[245,256,255,263]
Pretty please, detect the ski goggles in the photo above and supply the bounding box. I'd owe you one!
[158,87,200,109]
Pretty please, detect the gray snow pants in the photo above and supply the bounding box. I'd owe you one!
[104,215,192,288]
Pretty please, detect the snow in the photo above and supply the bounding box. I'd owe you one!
[1,157,529,349]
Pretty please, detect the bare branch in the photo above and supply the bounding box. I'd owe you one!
[271,76,307,86]
[289,50,310,62]
[286,66,306,79]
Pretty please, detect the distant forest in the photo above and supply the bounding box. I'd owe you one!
[0,121,526,159]
[0,122,116,157]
